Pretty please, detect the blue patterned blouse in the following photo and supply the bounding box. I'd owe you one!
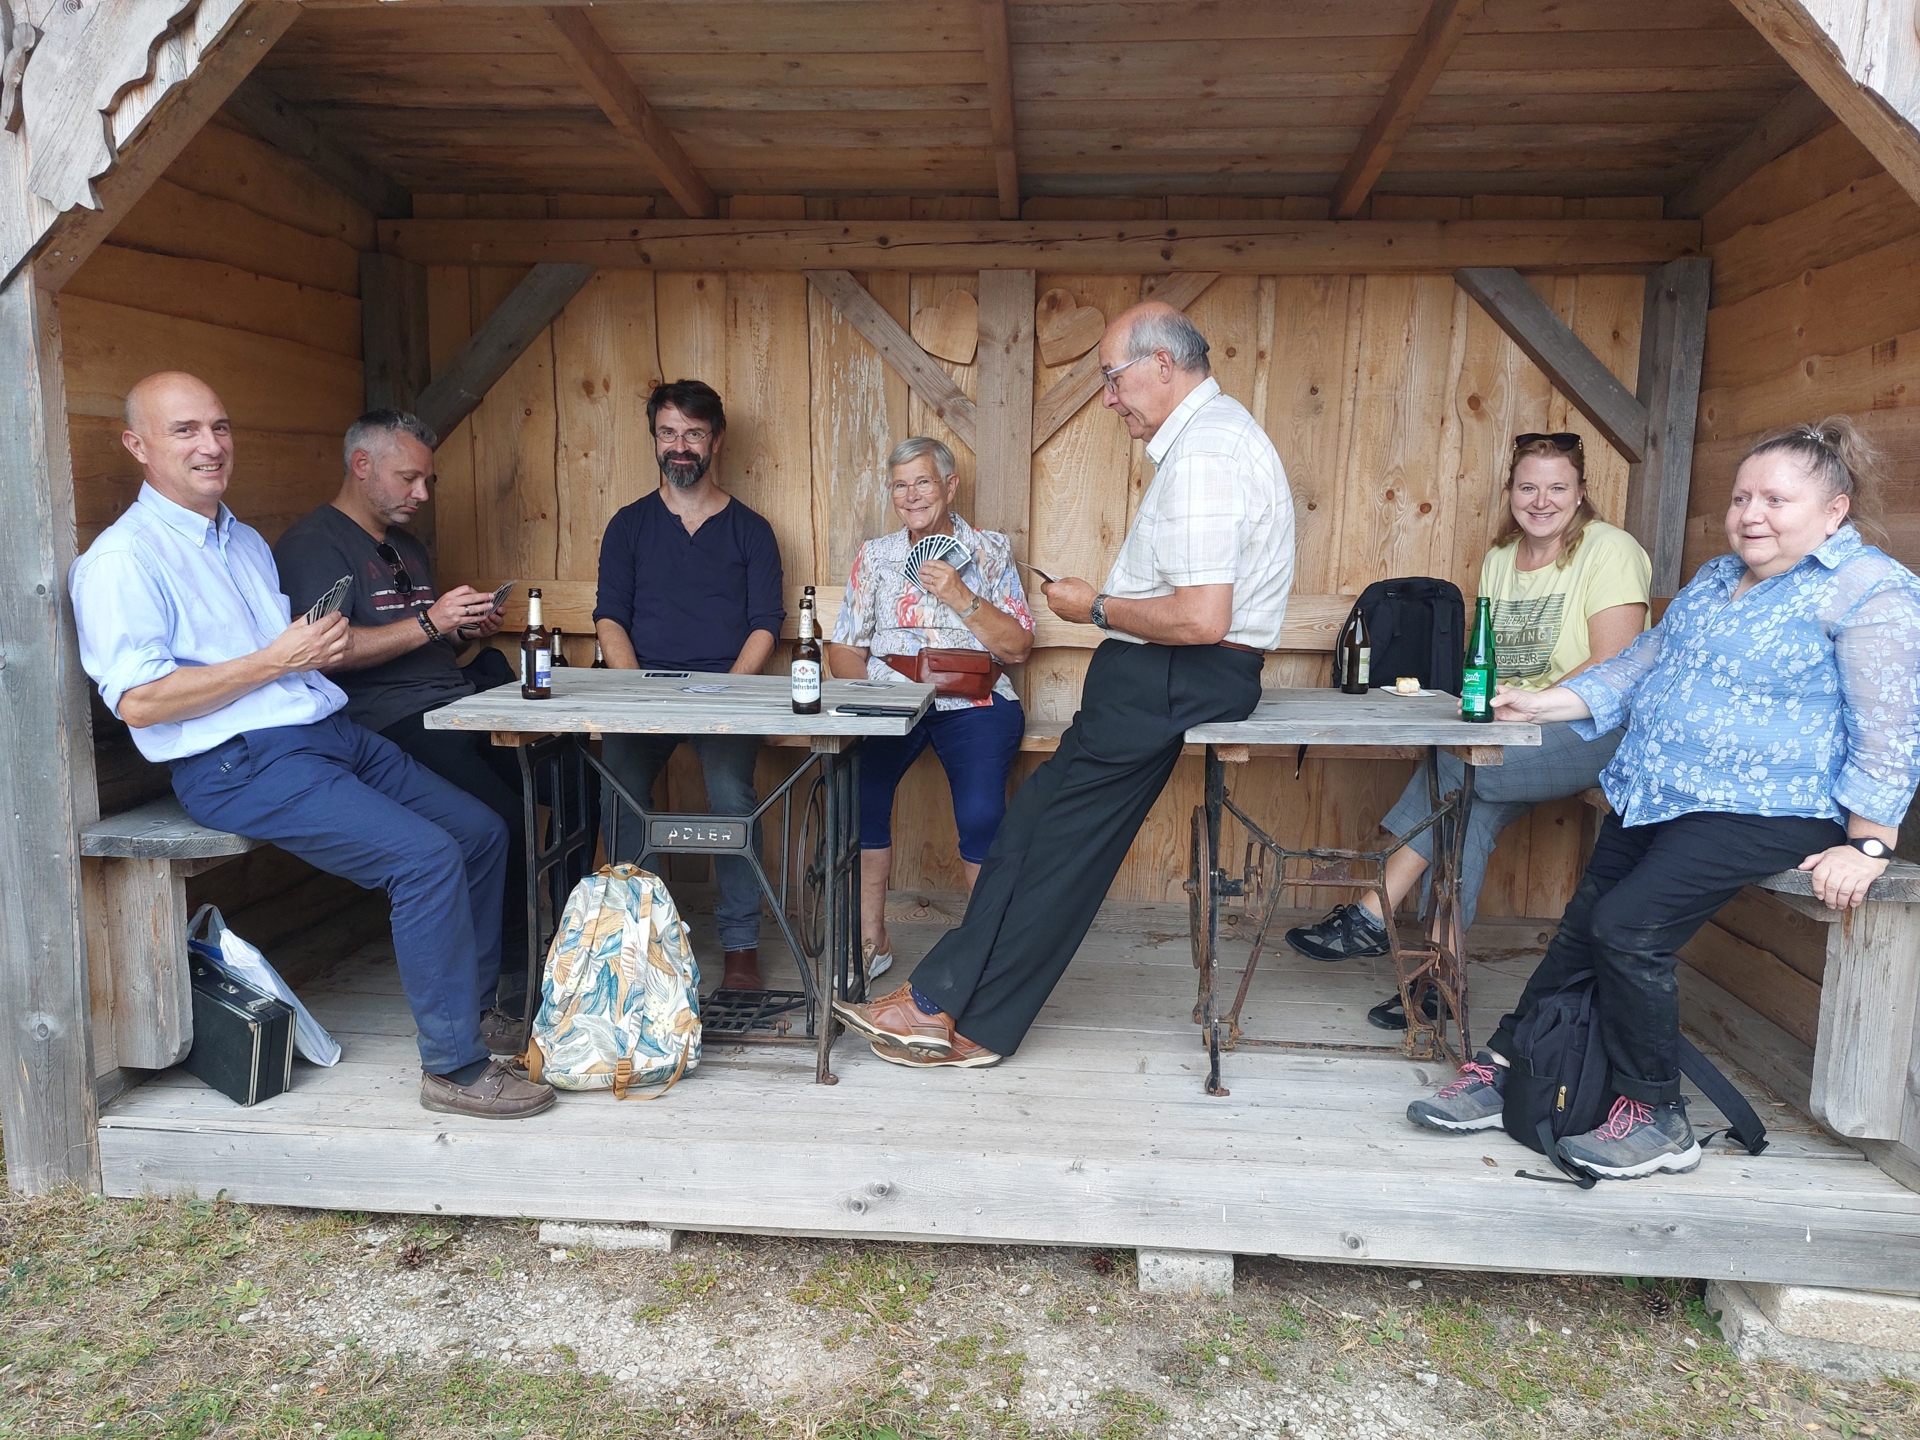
[1566,526,1920,829]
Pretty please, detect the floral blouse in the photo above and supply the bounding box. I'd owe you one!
[1566,526,1920,828]
[830,513,1033,712]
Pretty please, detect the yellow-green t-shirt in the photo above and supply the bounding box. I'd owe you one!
[1477,520,1651,690]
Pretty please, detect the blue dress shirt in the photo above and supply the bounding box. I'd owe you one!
[1566,525,1920,829]
[70,483,345,762]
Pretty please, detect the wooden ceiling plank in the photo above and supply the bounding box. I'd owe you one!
[414,261,595,443]
[1666,82,1832,219]
[804,269,978,450]
[1330,0,1484,219]
[979,0,1020,219]
[527,6,715,218]
[1454,265,1649,463]
[1031,272,1216,452]
[223,74,412,219]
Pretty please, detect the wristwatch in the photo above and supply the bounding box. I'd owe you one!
[1090,593,1112,630]
[1848,836,1892,859]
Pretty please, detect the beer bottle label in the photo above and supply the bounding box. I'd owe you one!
[792,659,821,704]
[1355,648,1370,686]
[1460,668,1492,716]
[530,649,551,688]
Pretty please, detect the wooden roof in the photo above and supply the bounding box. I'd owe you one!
[263,0,1803,206]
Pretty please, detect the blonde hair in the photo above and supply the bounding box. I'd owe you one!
[1741,416,1887,539]
[1491,436,1597,568]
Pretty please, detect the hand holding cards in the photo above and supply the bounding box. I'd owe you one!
[302,574,352,625]
[903,533,971,588]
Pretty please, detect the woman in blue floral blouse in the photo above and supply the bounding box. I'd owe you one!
[828,437,1034,991]
[1408,416,1920,1181]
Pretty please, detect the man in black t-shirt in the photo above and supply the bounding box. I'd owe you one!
[275,411,529,1052]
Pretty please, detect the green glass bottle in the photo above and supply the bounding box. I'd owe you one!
[1461,596,1496,723]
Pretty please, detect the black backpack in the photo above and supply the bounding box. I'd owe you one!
[1502,968,1770,1188]
[1332,578,1466,695]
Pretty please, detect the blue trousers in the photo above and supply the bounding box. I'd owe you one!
[600,733,764,951]
[858,694,1025,863]
[169,711,508,1073]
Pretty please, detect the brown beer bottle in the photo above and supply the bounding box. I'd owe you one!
[1338,606,1371,695]
[549,624,570,667]
[520,587,552,699]
[591,637,608,669]
[791,585,822,715]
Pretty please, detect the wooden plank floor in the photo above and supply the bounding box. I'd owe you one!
[99,900,1920,1291]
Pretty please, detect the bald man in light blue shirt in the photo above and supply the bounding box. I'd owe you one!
[70,371,552,1120]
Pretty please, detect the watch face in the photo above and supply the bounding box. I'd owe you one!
[1856,838,1889,857]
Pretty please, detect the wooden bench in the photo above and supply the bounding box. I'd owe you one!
[80,799,260,1072]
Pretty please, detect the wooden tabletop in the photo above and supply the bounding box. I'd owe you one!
[1185,688,1540,750]
[423,669,937,738]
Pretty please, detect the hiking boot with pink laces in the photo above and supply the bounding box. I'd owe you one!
[1557,1096,1700,1180]
[1406,1051,1506,1133]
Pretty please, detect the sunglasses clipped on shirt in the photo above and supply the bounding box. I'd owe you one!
[374,542,414,601]
[1513,432,1584,454]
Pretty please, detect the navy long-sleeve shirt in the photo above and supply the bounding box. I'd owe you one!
[593,491,785,673]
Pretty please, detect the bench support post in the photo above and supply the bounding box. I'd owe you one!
[1811,900,1920,1140]
[95,858,195,1072]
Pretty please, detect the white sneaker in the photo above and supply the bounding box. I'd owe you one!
[865,944,893,982]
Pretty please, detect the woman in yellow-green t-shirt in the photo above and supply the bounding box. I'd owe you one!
[1286,434,1652,1003]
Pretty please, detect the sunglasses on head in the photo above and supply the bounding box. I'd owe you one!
[375,542,414,600]
[1514,432,1583,453]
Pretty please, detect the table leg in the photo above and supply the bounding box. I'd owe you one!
[1203,744,1229,1098]
[813,745,855,1086]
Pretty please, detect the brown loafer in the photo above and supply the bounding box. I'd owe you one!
[870,1033,1001,1069]
[420,1061,555,1119]
[720,947,761,991]
[832,983,953,1054]
[480,1008,527,1057]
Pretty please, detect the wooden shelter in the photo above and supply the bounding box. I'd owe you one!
[5,0,1920,1287]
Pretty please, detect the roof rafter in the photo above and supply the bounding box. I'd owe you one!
[224,74,412,219]
[1329,0,1483,220]
[1666,82,1832,220]
[528,6,714,219]
[979,0,1019,220]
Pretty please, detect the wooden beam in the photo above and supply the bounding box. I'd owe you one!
[1031,271,1217,453]
[379,218,1703,276]
[1625,257,1711,598]
[413,261,594,444]
[223,73,412,219]
[13,0,299,291]
[1453,267,1649,464]
[803,269,978,451]
[1729,0,1920,210]
[1668,83,1833,220]
[974,268,1034,555]
[527,6,714,219]
[0,264,102,1193]
[361,253,430,412]
[978,0,1019,221]
[1329,0,1481,220]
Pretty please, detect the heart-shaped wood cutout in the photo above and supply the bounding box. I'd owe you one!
[912,288,978,364]
[1036,288,1105,367]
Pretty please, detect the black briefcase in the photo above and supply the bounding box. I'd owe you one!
[185,950,296,1106]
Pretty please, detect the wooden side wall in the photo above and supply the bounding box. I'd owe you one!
[1679,125,1920,1050]
[61,114,385,963]
[425,193,1657,917]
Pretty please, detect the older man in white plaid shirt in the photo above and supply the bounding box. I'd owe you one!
[836,301,1294,1069]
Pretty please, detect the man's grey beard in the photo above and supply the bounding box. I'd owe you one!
[658,452,710,489]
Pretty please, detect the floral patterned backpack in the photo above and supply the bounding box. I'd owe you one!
[521,864,701,1098]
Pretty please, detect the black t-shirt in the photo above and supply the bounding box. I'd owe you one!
[273,505,474,734]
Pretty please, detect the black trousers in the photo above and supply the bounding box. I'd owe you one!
[1489,809,1844,1104]
[909,640,1263,1056]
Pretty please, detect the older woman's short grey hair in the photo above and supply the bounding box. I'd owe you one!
[1122,308,1211,375]
[344,409,439,472]
[887,436,957,479]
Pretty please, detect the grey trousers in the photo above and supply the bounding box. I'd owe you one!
[1379,720,1622,930]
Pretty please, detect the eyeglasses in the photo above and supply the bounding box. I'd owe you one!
[375,542,414,601]
[1100,354,1147,393]
[1514,432,1584,453]
[654,427,712,447]
[887,476,944,497]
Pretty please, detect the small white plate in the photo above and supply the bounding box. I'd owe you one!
[1384,686,1441,698]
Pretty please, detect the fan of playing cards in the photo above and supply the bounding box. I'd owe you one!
[903,534,971,588]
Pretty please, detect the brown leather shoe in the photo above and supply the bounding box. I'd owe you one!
[720,947,761,991]
[480,1008,526,1057]
[870,1033,1001,1069]
[420,1061,555,1118]
[832,983,953,1054]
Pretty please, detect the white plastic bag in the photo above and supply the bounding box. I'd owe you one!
[187,905,342,1066]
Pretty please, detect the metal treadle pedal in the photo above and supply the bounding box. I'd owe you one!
[701,988,808,1038]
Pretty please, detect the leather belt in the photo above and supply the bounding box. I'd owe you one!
[1218,640,1265,655]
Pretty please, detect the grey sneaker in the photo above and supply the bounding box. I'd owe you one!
[1407,1052,1506,1132]
[1557,1097,1700,1180]
[1286,903,1390,961]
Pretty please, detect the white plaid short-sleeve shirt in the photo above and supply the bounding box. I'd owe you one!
[1101,377,1295,650]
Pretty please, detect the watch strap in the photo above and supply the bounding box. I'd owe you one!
[1091,593,1111,629]
[1848,836,1891,858]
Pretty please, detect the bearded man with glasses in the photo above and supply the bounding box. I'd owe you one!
[592,378,787,993]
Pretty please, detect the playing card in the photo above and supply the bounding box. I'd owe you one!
[903,534,971,588]
[302,574,352,625]
[489,580,515,613]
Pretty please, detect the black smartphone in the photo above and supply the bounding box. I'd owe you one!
[642,670,691,679]
[833,703,923,717]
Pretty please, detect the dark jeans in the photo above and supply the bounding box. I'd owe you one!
[170,712,507,1074]
[858,693,1026,863]
[1489,809,1844,1104]
[909,640,1263,1056]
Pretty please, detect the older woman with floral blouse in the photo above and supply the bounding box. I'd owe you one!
[1407,416,1920,1182]
[828,437,1034,988]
